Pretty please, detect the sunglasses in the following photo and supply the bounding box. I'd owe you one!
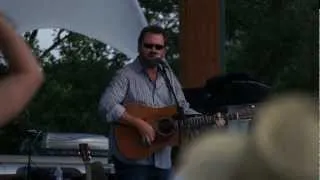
[143,43,165,50]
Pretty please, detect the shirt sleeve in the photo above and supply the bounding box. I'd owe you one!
[98,70,128,122]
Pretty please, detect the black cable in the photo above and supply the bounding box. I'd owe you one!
[158,63,184,145]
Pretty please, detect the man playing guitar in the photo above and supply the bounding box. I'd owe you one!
[99,25,225,180]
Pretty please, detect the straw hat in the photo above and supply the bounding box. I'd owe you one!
[174,93,317,180]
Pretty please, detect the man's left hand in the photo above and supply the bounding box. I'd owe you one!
[215,112,226,128]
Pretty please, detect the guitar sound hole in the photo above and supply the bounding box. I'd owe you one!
[157,119,176,137]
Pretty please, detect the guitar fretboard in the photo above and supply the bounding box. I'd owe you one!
[178,112,253,130]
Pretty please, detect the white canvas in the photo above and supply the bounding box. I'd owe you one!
[0,0,148,58]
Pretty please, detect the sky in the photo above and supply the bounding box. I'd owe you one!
[37,28,55,49]
[35,28,63,58]
[0,29,56,64]
[35,28,136,63]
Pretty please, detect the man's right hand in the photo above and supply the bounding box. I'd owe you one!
[120,112,156,145]
[135,119,155,145]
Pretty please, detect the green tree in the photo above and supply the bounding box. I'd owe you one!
[26,31,129,133]
[225,0,318,93]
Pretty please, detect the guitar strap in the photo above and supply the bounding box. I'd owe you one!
[158,63,184,144]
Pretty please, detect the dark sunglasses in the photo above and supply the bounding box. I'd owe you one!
[143,43,165,50]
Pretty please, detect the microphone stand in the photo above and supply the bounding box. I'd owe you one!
[157,62,184,145]
[24,129,42,180]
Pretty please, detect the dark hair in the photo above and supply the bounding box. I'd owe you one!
[138,25,168,48]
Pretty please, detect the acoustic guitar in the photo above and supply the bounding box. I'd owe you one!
[114,103,253,160]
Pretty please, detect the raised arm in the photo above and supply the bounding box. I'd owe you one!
[0,13,44,127]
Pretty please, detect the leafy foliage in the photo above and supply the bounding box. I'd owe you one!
[25,31,129,133]
[225,0,318,93]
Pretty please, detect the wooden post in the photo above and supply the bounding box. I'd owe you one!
[179,0,223,88]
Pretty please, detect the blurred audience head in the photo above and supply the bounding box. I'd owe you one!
[175,92,317,180]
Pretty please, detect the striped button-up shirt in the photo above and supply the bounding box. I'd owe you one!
[98,58,199,169]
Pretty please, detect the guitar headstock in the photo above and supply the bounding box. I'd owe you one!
[225,104,256,121]
[79,143,92,163]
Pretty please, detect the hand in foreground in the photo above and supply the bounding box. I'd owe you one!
[0,11,44,127]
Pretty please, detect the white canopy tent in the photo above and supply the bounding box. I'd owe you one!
[0,0,148,59]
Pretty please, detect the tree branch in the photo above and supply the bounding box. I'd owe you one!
[39,29,70,59]
[29,30,38,45]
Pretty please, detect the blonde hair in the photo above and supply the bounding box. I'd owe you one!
[175,93,317,180]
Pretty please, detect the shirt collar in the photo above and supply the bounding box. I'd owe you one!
[132,57,145,73]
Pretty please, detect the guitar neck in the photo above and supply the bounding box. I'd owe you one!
[178,112,252,130]
[178,115,215,130]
